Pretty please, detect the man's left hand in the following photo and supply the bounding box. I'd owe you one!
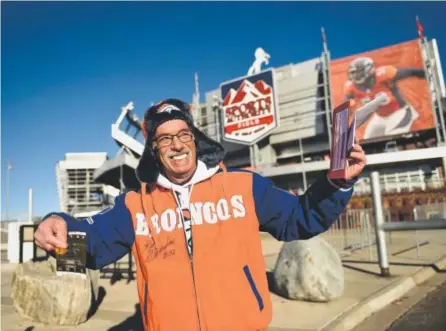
[347,138,367,179]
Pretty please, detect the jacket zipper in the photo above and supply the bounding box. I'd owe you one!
[190,258,202,331]
[174,190,202,330]
[181,210,202,329]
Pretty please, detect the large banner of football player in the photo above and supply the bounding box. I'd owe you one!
[330,39,435,142]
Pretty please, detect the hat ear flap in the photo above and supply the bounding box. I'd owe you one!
[136,145,160,183]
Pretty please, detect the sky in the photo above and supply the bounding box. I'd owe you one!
[2,1,446,220]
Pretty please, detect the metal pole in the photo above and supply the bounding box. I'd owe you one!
[419,38,444,144]
[33,224,38,261]
[370,171,390,277]
[19,226,24,264]
[428,38,446,144]
[381,219,446,231]
[5,161,12,221]
[413,207,420,259]
[214,104,221,142]
[321,27,333,148]
[250,144,259,167]
[255,143,260,166]
[28,188,33,224]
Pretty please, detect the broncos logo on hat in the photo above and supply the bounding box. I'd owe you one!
[141,102,186,140]
[157,103,181,114]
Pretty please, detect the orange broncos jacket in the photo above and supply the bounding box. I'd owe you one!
[46,160,355,331]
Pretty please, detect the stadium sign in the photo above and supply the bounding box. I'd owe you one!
[220,69,279,145]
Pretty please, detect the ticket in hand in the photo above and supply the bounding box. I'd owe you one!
[328,100,356,180]
[56,231,87,278]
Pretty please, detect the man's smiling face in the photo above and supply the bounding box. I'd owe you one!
[153,119,197,184]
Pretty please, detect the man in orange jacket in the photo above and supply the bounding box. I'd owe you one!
[35,98,367,331]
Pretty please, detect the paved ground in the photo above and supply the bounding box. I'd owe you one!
[350,272,446,331]
[388,279,446,331]
[1,230,446,331]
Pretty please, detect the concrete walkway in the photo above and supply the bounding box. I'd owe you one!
[2,230,446,331]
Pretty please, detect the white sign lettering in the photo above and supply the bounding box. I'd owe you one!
[135,195,247,236]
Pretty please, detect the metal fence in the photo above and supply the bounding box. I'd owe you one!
[408,202,446,258]
[321,208,387,260]
[321,201,446,261]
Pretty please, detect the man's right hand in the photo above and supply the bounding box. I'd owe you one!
[34,216,68,252]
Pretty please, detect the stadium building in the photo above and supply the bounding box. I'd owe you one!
[56,153,119,217]
[93,34,446,223]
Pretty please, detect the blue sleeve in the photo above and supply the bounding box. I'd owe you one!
[253,173,355,241]
[43,193,135,269]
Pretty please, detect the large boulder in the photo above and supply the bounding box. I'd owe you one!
[272,236,344,302]
[11,257,99,325]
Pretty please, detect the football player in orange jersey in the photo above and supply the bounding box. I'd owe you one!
[344,57,426,140]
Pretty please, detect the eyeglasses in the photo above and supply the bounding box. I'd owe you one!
[154,131,194,147]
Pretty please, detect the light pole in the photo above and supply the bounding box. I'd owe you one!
[5,161,12,221]
[212,95,222,142]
